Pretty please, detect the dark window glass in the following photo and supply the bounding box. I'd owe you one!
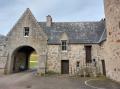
[24,27,29,36]
[61,40,67,51]
[76,61,80,67]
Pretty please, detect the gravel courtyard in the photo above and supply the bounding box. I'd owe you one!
[0,71,120,89]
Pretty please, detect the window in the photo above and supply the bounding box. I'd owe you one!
[61,40,67,51]
[24,27,29,37]
[85,46,92,63]
[76,61,80,67]
[93,59,96,67]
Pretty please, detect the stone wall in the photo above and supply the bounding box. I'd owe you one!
[47,44,103,75]
[104,0,120,82]
[0,43,8,74]
[0,44,7,69]
[47,45,61,73]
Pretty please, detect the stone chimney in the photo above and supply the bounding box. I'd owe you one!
[46,15,52,27]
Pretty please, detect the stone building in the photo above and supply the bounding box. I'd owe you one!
[0,0,120,82]
[0,8,106,75]
[104,0,120,82]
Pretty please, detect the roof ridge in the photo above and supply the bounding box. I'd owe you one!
[38,21,100,23]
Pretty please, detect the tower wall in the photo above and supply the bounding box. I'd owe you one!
[104,0,120,82]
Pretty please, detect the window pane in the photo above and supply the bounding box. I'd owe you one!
[62,46,64,50]
[61,40,67,51]
[63,46,66,50]
[62,41,66,45]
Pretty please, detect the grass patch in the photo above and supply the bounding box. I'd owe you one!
[30,53,38,68]
[30,61,38,68]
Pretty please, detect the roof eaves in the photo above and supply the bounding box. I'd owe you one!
[98,28,106,43]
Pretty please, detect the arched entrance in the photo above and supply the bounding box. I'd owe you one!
[12,46,38,73]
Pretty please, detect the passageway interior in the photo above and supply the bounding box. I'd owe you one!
[12,46,38,73]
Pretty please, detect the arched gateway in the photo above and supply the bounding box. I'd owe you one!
[12,46,37,72]
[5,8,47,74]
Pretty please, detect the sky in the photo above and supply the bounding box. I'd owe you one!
[0,0,104,35]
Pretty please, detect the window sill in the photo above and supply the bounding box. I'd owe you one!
[61,50,68,52]
[24,36,29,37]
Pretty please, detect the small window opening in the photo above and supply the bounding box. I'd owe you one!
[93,59,96,67]
[24,27,29,37]
[61,40,67,51]
[76,61,80,67]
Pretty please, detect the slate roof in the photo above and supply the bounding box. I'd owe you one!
[0,34,6,45]
[38,20,106,44]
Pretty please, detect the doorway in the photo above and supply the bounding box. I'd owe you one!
[101,60,106,76]
[85,46,92,63]
[61,60,69,74]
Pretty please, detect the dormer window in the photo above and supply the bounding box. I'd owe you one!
[61,40,67,51]
[24,27,29,37]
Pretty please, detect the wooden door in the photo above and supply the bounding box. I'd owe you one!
[101,60,106,76]
[85,46,92,63]
[61,60,69,74]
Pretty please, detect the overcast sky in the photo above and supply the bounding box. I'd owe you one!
[0,0,104,35]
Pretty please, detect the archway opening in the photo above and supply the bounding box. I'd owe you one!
[29,51,38,69]
[12,46,38,73]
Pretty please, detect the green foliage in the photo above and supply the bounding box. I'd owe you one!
[30,61,38,68]
[30,53,38,68]
[30,54,38,61]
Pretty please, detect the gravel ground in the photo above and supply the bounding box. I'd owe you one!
[0,71,120,89]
